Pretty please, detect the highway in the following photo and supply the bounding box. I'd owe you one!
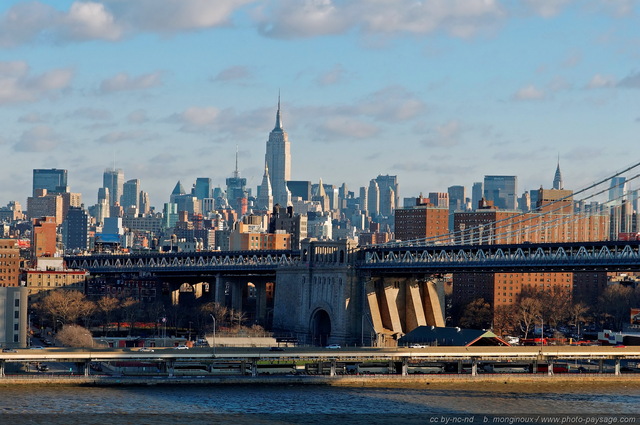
[2,345,640,362]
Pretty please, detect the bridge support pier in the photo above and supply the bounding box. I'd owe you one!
[214,275,225,304]
[532,361,538,374]
[0,360,4,377]
[401,358,408,376]
[330,360,337,377]
[84,360,90,377]
[168,360,175,377]
[548,359,554,376]
[599,360,604,373]
[457,360,463,374]
[251,361,257,377]
[471,358,478,376]
[615,359,621,375]
[241,360,247,376]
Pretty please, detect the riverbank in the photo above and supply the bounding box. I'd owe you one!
[2,373,640,387]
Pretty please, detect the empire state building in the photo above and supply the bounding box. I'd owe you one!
[265,97,292,207]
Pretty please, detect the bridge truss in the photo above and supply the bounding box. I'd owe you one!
[65,250,301,274]
[361,240,640,273]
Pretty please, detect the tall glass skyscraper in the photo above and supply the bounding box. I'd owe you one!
[33,169,67,196]
[483,175,518,210]
[103,168,124,207]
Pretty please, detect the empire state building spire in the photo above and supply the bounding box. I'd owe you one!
[274,92,283,131]
[265,95,292,207]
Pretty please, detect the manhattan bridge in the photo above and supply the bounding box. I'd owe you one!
[65,161,640,345]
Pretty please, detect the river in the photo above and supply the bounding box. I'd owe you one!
[0,381,639,424]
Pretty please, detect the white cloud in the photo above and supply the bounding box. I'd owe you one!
[522,0,573,18]
[316,64,347,86]
[512,84,546,100]
[61,1,123,41]
[18,113,48,123]
[68,107,113,120]
[95,130,151,144]
[352,86,427,122]
[99,72,163,94]
[320,116,379,139]
[0,61,73,104]
[421,120,463,147]
[586,73,617,89]
[103,0,253,32]
[127,109,148,124]
[0,2,57,47]
[13,125,59,152]
[211,66,252,82]
[255,0,505,39]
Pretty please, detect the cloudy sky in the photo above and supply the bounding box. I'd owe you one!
[1,0,639,209]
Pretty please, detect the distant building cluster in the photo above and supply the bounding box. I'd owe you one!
[0,99,639,347]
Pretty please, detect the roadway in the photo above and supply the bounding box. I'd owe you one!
[2,345,640,363]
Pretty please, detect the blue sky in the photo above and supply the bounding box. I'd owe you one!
[0,0,639,209]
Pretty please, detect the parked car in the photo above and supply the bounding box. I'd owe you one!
[138,347,154,352]
[269,346,285,351]
[325,344,341,349]
[408,344,426,348]
[2,348,17,353]
[175,345,189,350]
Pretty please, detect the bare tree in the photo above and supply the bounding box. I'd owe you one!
[201,302,229,328]
[598,284,634,331]
[568,302,590,338]
[517,297,542,340]
[97,296,119,335]
[42,290,89,325]
[493,304,518,337]
[120,297,139,336]
[55,324,94,348]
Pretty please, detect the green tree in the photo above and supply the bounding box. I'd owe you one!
[458,298,492,329]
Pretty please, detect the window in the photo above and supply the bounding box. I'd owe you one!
[14,299,19,307]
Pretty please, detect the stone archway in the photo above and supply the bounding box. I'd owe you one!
[310,309,332,346]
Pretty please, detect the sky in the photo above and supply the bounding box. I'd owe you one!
[1,0,639,210]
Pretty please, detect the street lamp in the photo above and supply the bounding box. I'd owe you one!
[210,314,216,355]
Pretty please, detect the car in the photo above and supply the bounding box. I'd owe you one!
[408,344,426,348]
[138,347,154,352]
[175,345,189,350]
[325,344,341,349]
[29,346,45,350]
[269,346,285,351]
[2,348,17,353]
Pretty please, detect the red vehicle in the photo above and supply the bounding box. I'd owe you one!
[521,338,548,346]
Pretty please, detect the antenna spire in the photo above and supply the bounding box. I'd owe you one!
[234,145,239,178]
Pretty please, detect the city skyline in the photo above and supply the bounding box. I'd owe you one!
[1,1,639,207]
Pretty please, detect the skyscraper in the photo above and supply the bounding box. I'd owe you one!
[265,96,292,207]
[33,169,68,196]
[375,175,399,217]
[367,179,380,217]
[609,177,627,204]
[484,175,518,210]
[226,149,247,215]
[471,182,483,210]
[194,178,212,200]
[122,179,140,209]
[62,206,89,251]
[103,168,124,207]
[553,159,563,190]
[256,162,273,212]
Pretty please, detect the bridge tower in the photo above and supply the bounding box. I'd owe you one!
[273,239,361,346]
[273,239,446,346]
